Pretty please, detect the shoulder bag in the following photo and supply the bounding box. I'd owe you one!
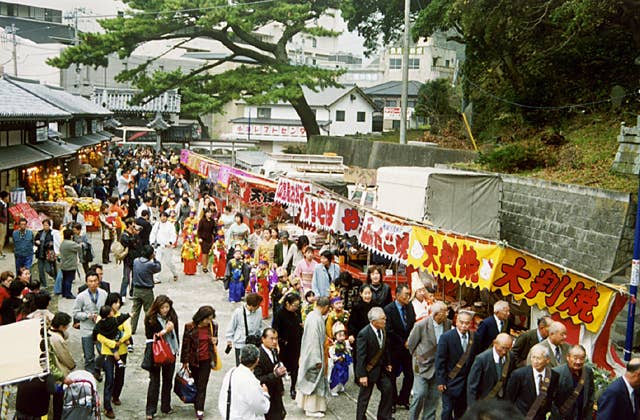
[243,308,262,346]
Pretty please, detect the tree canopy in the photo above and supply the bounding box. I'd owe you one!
[49,0,346,139]
[345,0,640,132]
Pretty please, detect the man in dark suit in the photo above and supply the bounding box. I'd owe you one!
[135,210,152,246]
[436,310,476,420]
[505,343,559,420]
[512,316,553,368]
[467,333,515,407]
[77,264,110,294]
[383,283,416,410]
[597,357,640,420]
[356,307,394,420]
[474,300,511,354]
[407,301,451,420]
[551,345,593,420]
[254,327,287,420]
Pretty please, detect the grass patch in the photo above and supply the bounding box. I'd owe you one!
[352,129,425,143]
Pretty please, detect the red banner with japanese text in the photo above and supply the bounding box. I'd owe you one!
[274,178,313,208]
[299,194,339,230]
[407,226,618,333]
[227,174,276,206]
[358,213,411,263]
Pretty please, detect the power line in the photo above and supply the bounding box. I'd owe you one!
[75,0,278,20]
[464,76,639,110]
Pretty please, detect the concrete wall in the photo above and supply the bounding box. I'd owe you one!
[308,135,477,169]
[500,174,633,279]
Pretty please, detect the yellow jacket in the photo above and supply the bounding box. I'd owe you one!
[96,310,132,356]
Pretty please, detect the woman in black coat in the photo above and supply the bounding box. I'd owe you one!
[272,293,303,399]
[348,284,375,384]
[367,265,392,307]
[34,219,55,288]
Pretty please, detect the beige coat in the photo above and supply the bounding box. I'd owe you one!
[49,329,75,376]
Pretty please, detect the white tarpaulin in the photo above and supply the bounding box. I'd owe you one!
[0,318,48,385]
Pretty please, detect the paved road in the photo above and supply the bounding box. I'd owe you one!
[7,229,410,419]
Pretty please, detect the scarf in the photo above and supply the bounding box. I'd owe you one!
[157,315,179,355]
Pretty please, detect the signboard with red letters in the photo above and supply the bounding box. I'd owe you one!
[358,212,412,263]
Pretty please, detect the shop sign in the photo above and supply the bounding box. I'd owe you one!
[336,203,362,237]
[274,178,312,208]
[407,226,617,333]
[299,195,339,230]
[234,124,306,138]
[358,212,411,263]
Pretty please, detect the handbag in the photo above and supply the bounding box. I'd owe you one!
[46,249,57,262]
[152,334,176,365]
[141,340,154,371]
[174,368,197,404]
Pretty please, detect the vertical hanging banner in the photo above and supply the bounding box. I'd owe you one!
[274,178,313,208]
[299,194,339,230]
[336,201,362,237]
[217,165,232,187]
[358,212,411,264]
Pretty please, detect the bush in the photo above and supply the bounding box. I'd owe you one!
[478,143,553,173]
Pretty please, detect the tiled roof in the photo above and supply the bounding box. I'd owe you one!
[92,88,181,114]
[29,140,79,158]
[0,144,51,171]
[302,85,376,108]
[65,133,106,147]
[7,77,112,118]
[363,80,423,97]
[0,77,71,121]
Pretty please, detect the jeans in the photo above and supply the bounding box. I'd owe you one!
[102,239,112,263]
[36,258,51,287]
[61,270,76,298]
[14,253,33,272]
[131,287,154,334]
[53,270,62,295]
[146,362,176,415]
[409,375,439,420]
[120,264,132,297]
[191,360,211,412]
[103,356,116,411]
[81,335,103,375]
[113,353,127,401]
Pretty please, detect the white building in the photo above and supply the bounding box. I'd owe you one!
[224,85,375,153]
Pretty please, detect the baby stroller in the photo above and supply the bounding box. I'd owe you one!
[62,370,101,420]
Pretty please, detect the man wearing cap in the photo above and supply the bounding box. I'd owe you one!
[150,212,178,283]
[274,230,298,274]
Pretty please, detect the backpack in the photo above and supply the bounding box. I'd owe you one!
[111,241,128,263]
[80,242,94,264]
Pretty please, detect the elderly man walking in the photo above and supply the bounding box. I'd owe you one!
[296,296,331,418]
[407,301,451,420]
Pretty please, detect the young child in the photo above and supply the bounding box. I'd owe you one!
[248,259,270,319]
[181,235,199,275]
[325,296,350,341]
[301,290,316,323]
[328,322,352,396]
[212,226,227,279]
[270,267,290,316]
[93,305,130,367]
[226,247,248,303]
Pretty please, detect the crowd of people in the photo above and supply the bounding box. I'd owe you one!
[0,146,638,420]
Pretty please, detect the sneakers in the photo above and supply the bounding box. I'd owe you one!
[305,411,325,418]
[127,344,134,353]
[116,360,126,368]
[330,391,339,397]
[121,297,126,304]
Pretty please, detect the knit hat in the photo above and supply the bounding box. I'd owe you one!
[330,296,343,305]
[332,321,346,338]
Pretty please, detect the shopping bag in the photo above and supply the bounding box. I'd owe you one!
[173,368,197,403]
[152,334,175,365]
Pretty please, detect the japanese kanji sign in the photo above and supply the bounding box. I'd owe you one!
[274,178,313,208]
[358,213,412,263]
[408,226,503,289]
[299,194,339,230]
[227,174,276,206]
[494,248,615,333]
[407,226,616,333]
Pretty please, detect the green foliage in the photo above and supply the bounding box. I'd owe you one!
[282,144,307,154]
[48,0,346,138]
[478,142,554,173]
[415,79,458,134]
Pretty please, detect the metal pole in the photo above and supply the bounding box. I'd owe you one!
[624,176,640,361]
[10,24,17,76]
[73,9,81,92]
[399,0,410,145]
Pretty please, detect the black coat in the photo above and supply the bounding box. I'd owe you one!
[597,377,639,420]
[35,229,54,260]
[466,347,515,405]
[369,283,392,308]
[383,301,416,355]
[473,315,511,355]
[435,329,475,398]
[551,364,594,420]
[272,307,303,370]
[348,301,374,340]
[356,324,390,383]
[135,217,152,246]
[254,346,286,420]
[505,366,559,420]
[512,328,543,368]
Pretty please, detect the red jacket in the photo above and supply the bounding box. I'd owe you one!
[180,321,218,367]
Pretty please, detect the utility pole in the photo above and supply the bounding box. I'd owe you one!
[64,8,84,92]
[399,0,411,145]
[6,24,18,76]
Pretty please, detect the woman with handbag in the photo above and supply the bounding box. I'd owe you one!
[34,219,55,288]
[181,305,219,420]
[144,295,179,420]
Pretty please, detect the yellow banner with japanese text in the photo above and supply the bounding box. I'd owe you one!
[408,227,617,333]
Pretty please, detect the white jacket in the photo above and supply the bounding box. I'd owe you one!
[150,220,177,247]
[218,364,270,420]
